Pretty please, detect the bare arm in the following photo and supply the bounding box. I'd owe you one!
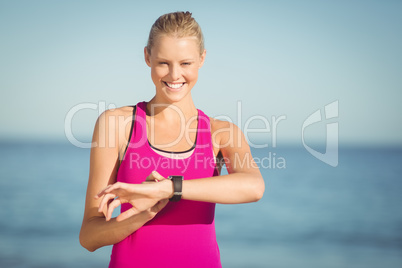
[97,119,265,217]
[79,109,167,252]
[182,119,264,203]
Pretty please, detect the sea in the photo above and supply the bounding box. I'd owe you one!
[0,141,401,268]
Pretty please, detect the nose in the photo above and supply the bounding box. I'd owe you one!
[169,64,181,81]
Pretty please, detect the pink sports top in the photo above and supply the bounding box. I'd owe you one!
[109,101,222,268]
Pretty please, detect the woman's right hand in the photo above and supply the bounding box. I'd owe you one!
[95,171,173,222]
[143,198,169,220]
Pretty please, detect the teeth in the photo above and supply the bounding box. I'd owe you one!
[165,82,184,89]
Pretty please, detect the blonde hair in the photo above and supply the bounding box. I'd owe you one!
[146,11,204,55]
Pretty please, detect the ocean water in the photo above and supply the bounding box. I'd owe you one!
[0,141,401,268]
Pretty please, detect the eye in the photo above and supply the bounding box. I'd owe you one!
[181,62,192,66]
[159,62,168,65]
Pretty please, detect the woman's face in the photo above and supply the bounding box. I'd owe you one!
[145,35,206,103]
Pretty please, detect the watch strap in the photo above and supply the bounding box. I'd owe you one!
[168,176,183,201]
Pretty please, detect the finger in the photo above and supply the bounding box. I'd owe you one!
[95,182,126,199]
[145,172,156,182]
[116,207,139,222]
[94,184,113,199]
[106,198,122,221]
[147,171,165,182]
[153,171,165,181]
[98,193,116,213]
[152,199,169,213]
[103,182,125,194]
[159,198,169,208]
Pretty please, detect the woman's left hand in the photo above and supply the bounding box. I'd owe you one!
[95,171,171,222]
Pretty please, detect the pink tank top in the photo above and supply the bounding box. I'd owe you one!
[109,101,222,268]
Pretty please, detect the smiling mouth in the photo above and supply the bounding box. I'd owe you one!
[163,81,185,89]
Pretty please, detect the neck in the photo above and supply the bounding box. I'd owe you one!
[147,95,197,121]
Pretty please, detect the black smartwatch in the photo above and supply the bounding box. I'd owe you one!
[168,176,183,201]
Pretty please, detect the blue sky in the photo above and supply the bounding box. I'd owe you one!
[1,0,401,146]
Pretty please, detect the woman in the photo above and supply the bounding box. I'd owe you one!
[79,11,264,268]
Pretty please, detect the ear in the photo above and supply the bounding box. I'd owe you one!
[144,47,151,67]
[198,49,206,69]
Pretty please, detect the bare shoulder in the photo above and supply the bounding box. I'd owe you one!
[99,106,134,119]
[96,106,135,129]
[209,117,243,148]
[94,106,136,152]
[210,117,235,133]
